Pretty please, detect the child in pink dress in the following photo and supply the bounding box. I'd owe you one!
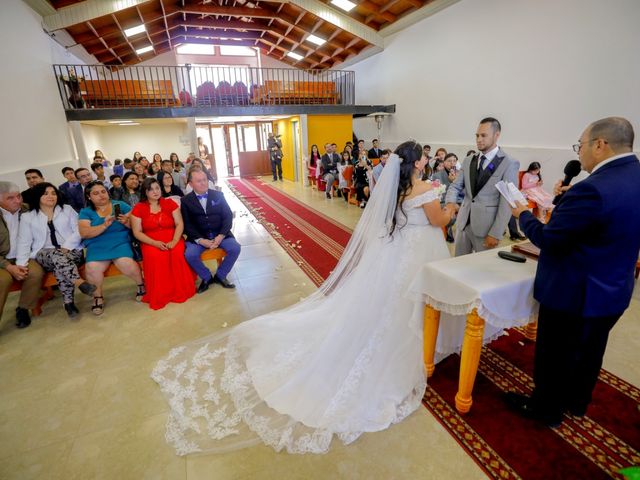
[521,162,554,221]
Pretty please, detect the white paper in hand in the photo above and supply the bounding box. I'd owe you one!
[495,181,528,208]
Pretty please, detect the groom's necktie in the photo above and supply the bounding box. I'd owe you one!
[478,155,488,171]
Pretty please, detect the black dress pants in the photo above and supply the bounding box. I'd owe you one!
[271,158,283,180]
[532,304,621,416]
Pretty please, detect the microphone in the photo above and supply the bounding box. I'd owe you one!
[552,160,582,205]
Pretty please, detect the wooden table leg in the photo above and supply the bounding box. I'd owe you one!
[523,318,538,341]
[423,305,440,378]
[454,308,485,414]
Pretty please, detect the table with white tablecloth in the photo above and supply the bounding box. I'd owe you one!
[409,246,540,413]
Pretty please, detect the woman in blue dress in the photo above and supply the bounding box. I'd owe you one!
[78,181,145,315]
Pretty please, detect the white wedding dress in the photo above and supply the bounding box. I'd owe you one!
[151,156,463,455]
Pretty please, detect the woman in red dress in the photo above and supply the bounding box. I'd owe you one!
[130,177,195,310]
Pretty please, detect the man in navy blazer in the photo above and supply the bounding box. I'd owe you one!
[507,117,640,426]
[181,169,241,293]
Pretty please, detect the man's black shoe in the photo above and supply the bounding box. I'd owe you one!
[326,191,331,199]
[503,392,563,427]
[197,276,214,294]
[510,234,526,241]
[213,275,236,289]
[15,307,31,329]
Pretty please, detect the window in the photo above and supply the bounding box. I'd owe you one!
[177,44,215,55]
[219,46,256,57]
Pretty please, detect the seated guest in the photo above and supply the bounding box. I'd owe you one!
[138,157,150,170]
[432,153,459,243]
[58,167,78,201]
[78,181,144,315]
[0,182,45,329]
[21,169,45,209]
[158,171,184,198]
[122,158,134,175]
[337,152,351,202]
[521,162,554,220]
[16,183,95,318]
[432,153,458,191]
[108,174,123,199]
[133,163,147,180]
[111,172,141,207]
[113,159,124,177]
[172,160,187,193]
[181,169,240,293]
[354,152,372,208]
[321,143,340,199]
[65,167,93,211]
[90,163,111,189]
[371,149,390,189]
[184,163,216,194]
[368,139,382,160]
[148,162,161,176]
[131,178,195,310]
[160,159,174,177]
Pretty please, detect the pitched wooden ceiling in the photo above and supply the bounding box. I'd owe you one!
[47,0,430,69]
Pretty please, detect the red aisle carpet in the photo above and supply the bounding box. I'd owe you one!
[227,177,640,480]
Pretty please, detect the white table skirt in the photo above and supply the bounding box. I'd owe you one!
[409,247,539,359]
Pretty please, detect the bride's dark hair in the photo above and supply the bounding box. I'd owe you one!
[390,140,423,235]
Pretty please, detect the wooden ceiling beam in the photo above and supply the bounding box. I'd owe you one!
[174,28,262,40]
[357,0,397,23]
[170,16,271,31]
[85,20,123,64]
[180,4,275,20]
[170,35,257,48]
[110,13,143,62]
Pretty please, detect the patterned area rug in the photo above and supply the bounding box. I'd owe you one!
[227,177,640,480]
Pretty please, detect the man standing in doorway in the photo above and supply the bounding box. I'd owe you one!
[267,132,283,182]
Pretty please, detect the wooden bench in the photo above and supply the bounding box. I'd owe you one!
[79,79,180,108]
[9,248,226,316]
[253,81,339,105]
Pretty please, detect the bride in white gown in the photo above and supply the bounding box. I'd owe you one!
[152,141,457,455]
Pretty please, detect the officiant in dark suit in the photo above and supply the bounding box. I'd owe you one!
[507,117,640,426]
[181,169,240,293]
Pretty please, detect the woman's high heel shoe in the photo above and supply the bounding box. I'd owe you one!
[135,284,146,302]
[91,296,104,316]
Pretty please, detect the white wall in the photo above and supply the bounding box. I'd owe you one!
[350,0,639,187]
[91,122,191,163]
[0,0,88,188]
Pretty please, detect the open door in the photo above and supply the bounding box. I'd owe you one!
[237,122,272,177]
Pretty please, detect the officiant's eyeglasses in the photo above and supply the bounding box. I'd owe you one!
[572,138,608,153]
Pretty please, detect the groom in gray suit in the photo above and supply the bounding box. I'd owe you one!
[445,117,519,256]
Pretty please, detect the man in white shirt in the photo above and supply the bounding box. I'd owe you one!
[0,182,45,329]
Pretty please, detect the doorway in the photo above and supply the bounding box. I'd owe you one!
[291,119,300,182]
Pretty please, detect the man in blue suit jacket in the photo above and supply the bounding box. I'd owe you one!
[507,117,640,426]
[181,169,241,293]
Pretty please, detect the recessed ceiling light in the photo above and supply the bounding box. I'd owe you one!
[287,51,303,61]
[330,0,356,12]
[118,122,140,126]
[136,45,153,55]
[108,120,133,123]
[306,34,326,46]
[124,24,146,37]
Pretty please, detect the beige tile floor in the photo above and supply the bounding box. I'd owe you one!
[1,178,638,480]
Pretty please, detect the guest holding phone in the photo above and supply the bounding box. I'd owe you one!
[78,181,144,315]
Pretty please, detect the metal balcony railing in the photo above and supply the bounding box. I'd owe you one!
[53,64,355,110]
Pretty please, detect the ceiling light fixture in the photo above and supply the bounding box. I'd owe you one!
[108,120,133,124]
[330,0,356,12]
[136,45,153,55]
[306,34,326,46]
[287,51,304,61]
[124,24,146,37]
[118,122,140,126]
